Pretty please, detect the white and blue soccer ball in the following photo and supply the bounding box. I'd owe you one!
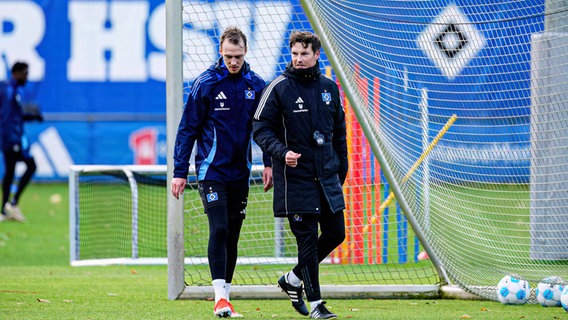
[496,275,530,305]
[536,276,564,307]
[561,285,568,312]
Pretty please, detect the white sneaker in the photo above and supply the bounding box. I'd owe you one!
[0,214,6,222]
[4,203,25,222]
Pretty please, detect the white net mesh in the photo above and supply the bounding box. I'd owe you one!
[302,0,568,300]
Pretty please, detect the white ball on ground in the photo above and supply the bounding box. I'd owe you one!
[561,285,568,312]
[496,275,530,305]
[536,276,564,307]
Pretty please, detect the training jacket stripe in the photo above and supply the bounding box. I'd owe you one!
[254,75,285,121]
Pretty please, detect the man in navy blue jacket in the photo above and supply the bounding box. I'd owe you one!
[0,62,42,223]
[253,31,348,319]
[171,27,272,318]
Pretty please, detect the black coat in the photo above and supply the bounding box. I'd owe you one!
[253,63,348,217]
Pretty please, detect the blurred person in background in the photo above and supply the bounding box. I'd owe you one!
[171,27,272,318]
[0,61,43,223]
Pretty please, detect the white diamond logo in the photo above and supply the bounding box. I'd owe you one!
[418,3,485,80]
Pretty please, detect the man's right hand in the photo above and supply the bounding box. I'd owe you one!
[171,177,187,199]
[285,150,301,168]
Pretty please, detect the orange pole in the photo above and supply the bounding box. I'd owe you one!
[352,65,368,264]
[341,97,354,264]
[329,66,351,264]
[372,76,382,264]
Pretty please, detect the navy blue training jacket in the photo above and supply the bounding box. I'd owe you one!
[173,57,268,183]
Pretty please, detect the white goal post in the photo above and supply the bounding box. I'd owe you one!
[69,165,168,267]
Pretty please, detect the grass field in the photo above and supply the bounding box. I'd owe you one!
[1,183,567,319]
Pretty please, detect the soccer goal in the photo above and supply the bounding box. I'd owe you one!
[69,165,168,266]
[162,0,568,302]
[166,0,450,301]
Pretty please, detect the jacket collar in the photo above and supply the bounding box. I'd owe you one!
[213,57,252,80]
[284,61,321,82]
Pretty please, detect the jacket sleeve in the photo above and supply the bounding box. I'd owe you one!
[251,77,272,168]
[252,83,289,161]
[173,82,208,178]
[0,87,5,150]
[332,89,348,185]
[262,152,272,168]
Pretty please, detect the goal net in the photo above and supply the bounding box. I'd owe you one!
[300,0,568,302]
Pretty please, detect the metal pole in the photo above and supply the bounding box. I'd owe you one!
[166,0,185,300]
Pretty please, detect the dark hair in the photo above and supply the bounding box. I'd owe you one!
[11,61,29,74]
[289,31,321,53]
[220,27,247,50]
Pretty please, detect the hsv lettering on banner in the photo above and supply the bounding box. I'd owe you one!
[68,1,151,81]
[0,1,292,82]
[0,1,45,81]
[0,0,297,180]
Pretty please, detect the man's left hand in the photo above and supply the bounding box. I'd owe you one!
[262,167,273,192]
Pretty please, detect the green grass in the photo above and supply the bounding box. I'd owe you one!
[1,183,567,319]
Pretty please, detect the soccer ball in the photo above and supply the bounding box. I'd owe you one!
[561,286,568,312]
[496,275,530,305]
[536,276,564,307]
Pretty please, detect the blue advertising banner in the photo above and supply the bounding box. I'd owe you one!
[1,0,308,181]
[0,0,547,183]
[1,0,171,181]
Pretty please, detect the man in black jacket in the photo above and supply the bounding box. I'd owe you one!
[253,31,347,319]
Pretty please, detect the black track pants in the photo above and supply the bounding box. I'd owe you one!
[289,206,345,302]
[199,181,248,283]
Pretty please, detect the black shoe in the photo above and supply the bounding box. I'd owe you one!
[309,301,337,319]
[277,274,309,316]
